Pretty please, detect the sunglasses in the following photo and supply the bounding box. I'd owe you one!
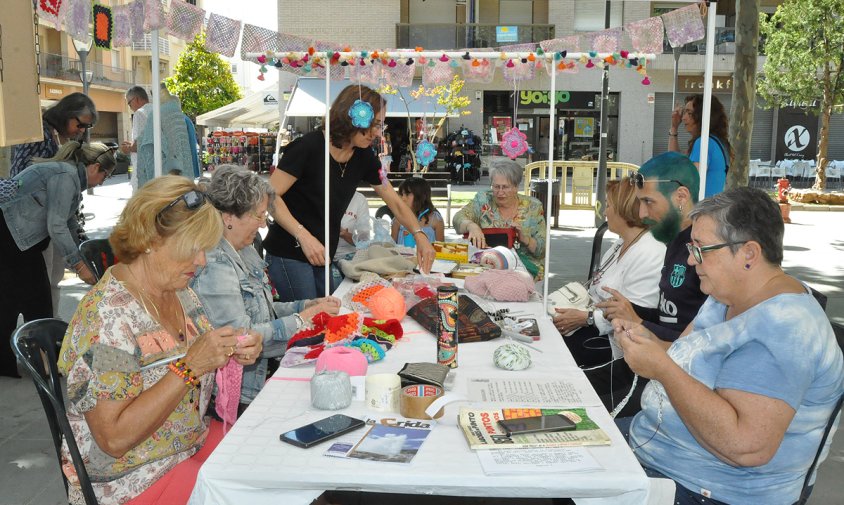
[156,190,207,221]
[75,117,95,130]
[630,171,685,190]
[95,147,118,178]
[686,241,747,264]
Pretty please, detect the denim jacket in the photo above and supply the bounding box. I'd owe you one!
[0,161,85,267]
[191,238,304,403]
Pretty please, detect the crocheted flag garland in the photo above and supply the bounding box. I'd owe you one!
[143,0,166,33]
[112,5,133,47]
[129,0,145,44]
[205,13,242,58]
[37,0,64,30]
[167,0,205,42]
[661,3,705,48]
[92,4,113,50]
[625,16,665,55]
[586,27,622,54]
[62,0,91,42]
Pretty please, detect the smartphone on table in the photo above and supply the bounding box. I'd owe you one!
[497,413,577,436]
[279,414,366,448]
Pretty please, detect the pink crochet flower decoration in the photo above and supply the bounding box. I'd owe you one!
[501,127,529,160]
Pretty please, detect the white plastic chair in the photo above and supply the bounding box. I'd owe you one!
[826,161,841,190]
[755,164,772,188]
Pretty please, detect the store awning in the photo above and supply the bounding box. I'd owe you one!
[196,84,281,127]
[284,78,453,117]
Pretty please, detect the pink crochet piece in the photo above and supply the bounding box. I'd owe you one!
[129,0,145,44]
[423,60,454,87]
[460,56,496,83]
[240,23,281,60]
[586,28,622,53]
[464,270,536,302]
[215,358,243,430]
[62,0,91,42]
[540,36,580,54]
[384,63,415,87]
[206,13,242,58]
[625,17,665,55]
[112,5,132,47]
[167,0,205,42]
[143,0,166,33]
[500,127,529,160]
[661,4,705,48]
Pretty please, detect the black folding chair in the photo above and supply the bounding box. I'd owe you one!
[11,319,99,505]
[795,321,844,505]
[587,221,610,281]
[78,239,117,281]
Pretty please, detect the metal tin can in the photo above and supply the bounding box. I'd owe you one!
[436,286,459,368]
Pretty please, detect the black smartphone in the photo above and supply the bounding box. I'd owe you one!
[498,413,577,436]
[279,414,366,448]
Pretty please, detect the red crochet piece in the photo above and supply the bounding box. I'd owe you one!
[324,313,361,344]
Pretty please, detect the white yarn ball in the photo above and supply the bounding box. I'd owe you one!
[493,343,532,371]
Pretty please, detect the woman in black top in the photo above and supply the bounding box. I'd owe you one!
[263,85,435,300]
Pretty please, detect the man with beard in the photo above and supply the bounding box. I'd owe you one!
[586,152,707,418]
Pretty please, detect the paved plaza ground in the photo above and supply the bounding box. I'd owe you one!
[1,176,841,504]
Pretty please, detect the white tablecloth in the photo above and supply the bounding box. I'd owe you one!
[189,283,650,505]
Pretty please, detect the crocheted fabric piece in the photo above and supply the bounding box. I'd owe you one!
[92,4,113,50]
[500,127,529,160]
[324,313,362,344]
[478,246,518,270]
[625,17,665,55]
[112,5,132,47]
[661,4,705,48]
[384,63,415,87]
[346,338,385,363]
[464,269,536,302]
[585,28,622,53]
[345,274,392,313]
[37,0,64,30]
[205,13,242,58]
[422,59,454,88]
[349,100,375,128]
[62,0,91,42]
[167,0,205,42]
[215,357,243,428]
[143,0,166,33]
[460,56,496,83]
[349,61,382,86]
[416,140,438,167]
[240,23,281,60]
[541,35,580,53]
[361,318,403,349]
[129,0,146,44]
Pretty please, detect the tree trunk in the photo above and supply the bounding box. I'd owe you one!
[727,0,760,189]
[813,87,832,190]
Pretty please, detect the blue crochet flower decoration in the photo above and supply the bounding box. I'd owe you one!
[415,140,437,167]
[348,99,374,128]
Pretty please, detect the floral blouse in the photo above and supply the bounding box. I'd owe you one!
[453,190,547,279]
[57,269,215,505]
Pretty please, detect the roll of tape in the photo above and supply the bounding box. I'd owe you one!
[365,373,401,412]
[399,385,444,420]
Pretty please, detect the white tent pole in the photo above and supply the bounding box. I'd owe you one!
[699,2,717,200]
[543,68,556,315]
[324,76,331,296]
[152,30,162,179]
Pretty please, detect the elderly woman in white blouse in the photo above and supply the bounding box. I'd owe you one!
[553,178,665,367]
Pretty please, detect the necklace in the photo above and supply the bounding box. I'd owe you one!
[125,265,185,342]
[337,159,349,178]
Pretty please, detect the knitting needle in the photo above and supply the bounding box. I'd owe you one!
[501,329,543,353]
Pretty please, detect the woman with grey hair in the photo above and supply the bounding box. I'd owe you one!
[613,187,843,504]
[191,165,340,414]
[453,160,547,279]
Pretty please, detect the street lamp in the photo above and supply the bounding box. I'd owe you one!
[72,35,94,138]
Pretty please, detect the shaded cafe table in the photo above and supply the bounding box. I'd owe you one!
[189,284,651,504]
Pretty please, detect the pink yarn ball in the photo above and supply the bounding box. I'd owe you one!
[315,346,369,376]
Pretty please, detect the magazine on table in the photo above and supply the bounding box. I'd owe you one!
[458,407,611,450]
[325,416,434,464]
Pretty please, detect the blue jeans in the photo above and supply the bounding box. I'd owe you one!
[615,417,729,505]
[265,254,337,301]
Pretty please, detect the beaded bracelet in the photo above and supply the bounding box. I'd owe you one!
[168,359,199,389]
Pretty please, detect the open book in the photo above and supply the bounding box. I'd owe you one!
[458,407,611,450]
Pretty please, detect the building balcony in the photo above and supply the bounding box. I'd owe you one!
[131,34,171,56]
[40,52,135,89]
[396,23,555,50]
[650,27,768,72]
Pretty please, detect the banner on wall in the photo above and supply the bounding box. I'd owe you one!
[775,105,819,162]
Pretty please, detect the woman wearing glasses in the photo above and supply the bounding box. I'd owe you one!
[263,85,435,301]
[453,159,547,279]
[191,166,341,416]
[0,141,113,377]
[669,94,731,197]
[57,176,263,505]
[614,187,843,505]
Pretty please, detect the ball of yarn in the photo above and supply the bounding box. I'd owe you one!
[311,370,353,410]
[315,346,369,377]
[493,343,531,371]
[478,246,517,270]
[364,286,407,320]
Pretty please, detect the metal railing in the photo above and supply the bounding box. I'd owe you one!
[524,160,640,211]
[663,26,742,55]
[396,23,555,50]
[131,34,171,56]
[40,52,135,88]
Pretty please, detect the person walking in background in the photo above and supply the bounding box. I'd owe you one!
[120,86,151,193]
[8,92,98,316]
[668,94,731,197]
[1,141,114,377]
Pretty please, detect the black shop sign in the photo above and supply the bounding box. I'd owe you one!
[775,105,819,162]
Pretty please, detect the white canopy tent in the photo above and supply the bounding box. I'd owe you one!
[196,84,280,128]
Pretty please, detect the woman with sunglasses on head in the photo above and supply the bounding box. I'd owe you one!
[263,85,436,301]
[612,187,843,505]
[191,166,340,416]
[57,176,263,505]
[669,94,731,197]
[0,141,113,377]
[453,159,547,279]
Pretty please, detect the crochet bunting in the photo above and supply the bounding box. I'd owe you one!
[422,59,454,88]
[167,0,205,42]
[112,5,132,47]
[37,0,64,30]
[129,0,145,43]
[62,0,91,42]
[240,23,281,61]
[585,27,622,53]
[625,16,665,55]
[661,4,705,48]
[92,4,113,50]
[205,13,242,58]
[143,0,167,34]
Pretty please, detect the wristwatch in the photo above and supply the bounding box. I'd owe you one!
[586,310,595,326]
[668,130,678,137]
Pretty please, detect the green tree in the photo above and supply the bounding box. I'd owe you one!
[758,0,844,190]
[164,32,242,120]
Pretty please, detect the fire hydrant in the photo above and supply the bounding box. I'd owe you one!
[777,177,792,223]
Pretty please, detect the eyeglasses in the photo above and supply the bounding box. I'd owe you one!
[156,190,207,221]
[685,241,747,264]
[246,209,269,222]
[94,146,118,179]
[630,171,685,190]
[491,184,515,193]
[682,108,694,117]
[75,117,95,130]
[127,97,136,107]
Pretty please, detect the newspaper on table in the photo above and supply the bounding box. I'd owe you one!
[467,377,603,407]
[458,407,611,450]
[325,416,433,464]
